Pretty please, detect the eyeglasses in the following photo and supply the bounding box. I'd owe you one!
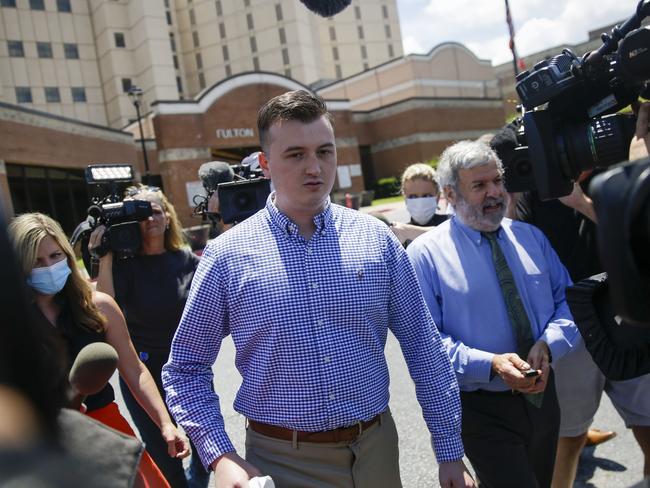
[125,185,161,197]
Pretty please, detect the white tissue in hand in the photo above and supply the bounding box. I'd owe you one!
[248,476,275,488]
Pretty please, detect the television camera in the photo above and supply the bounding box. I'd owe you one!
[70,164,152,261]
[502,0,650,199]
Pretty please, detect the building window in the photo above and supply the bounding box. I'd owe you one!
[360,45,367,59]
[189,9,195,25]
[173,54,179,69]
[244,0,250,6]
[219,22,226,39]
[246,13,254,30]
[215,0,222,16]
[278,27,286,44]
[164,0,169,6]
[275,4,283,21]
[71,87,86,102]
[357,26,364,39]
[8,40,24,57]
[385,24,391,38]
[0,0,17,7]
[388,44,394,58]
[15,87,32,103]
[332,46,339,61]
[329,26,336,41]
[225,64,231,77]
[198,72,206,89]
[335,65,342,79]
[282,48,289,66]
[195,52,203,69]
[57,0,71,12]
[176,75,183,93]
[192,31,200,47]
[382,4,389,18]
[169,33,176,52]
[121,78,132,93]
[114,32,126,48]
[166,11,172,25]
[45,86,61,103]
[363,62,369,70]
[29,0,44,10]
[249,36,257,53]
[354,6,361,19]
[64,43,79,59]
[253,56,259,70]
[222,45,229,61]
[284,68,291,78]
[37,42,53,58]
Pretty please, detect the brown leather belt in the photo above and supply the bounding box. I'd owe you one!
[248,414,381,443]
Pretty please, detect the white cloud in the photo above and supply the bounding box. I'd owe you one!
[403,35,426,55]
[398,0,641,66]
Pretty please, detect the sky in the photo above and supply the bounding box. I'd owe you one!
[396,0,640,66]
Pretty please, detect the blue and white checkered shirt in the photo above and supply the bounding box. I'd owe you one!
[162,196,463,468]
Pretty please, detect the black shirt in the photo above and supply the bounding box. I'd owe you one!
[516,191,601,282]
[113,249,200,354]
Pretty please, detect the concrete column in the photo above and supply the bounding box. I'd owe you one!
[0,160,15,220]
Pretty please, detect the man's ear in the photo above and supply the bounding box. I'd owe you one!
[259,152,270,177]
[444,185,456,206]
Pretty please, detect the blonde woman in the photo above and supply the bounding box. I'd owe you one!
[9,212,190,488]
[388,163,449,247]
[90,185,207,488]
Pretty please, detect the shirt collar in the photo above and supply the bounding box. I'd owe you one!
[265,192,333,238]
[451,215,504,246]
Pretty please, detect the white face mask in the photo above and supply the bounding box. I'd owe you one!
[405,196,438,225]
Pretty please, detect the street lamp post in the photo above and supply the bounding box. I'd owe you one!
[127,85,151,184]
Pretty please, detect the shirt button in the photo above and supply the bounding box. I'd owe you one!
[317,319,324,326]
[311,283,318,289]
[329,393,336,400]
[307,248,313,255]
[323,356,330,363]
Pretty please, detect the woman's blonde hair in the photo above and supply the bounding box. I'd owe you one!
[400,163,439,193]
[8,213,106,333]
[124,184,186,252]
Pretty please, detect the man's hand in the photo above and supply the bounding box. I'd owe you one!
[558,180,596,223]
[491,353,538,392]
[439,459,475,487]
[211,452,262,488]
[390,221,430,245]
[161,423,190,459]
[523,340,551,394]
[630,101,650,161]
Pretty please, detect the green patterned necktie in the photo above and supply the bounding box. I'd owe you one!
[482,231,543,408]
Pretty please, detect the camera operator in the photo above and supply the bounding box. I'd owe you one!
[89,185,208,488]
[491,105,650,486]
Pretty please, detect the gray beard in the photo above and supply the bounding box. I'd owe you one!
[454,194,507,232]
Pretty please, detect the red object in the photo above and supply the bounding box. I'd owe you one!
[345,193,353,208]
[87,402,171,488]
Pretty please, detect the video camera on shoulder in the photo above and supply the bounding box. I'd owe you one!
[194,154,271,226]
[503,0,650,199]
[71,164,152,262]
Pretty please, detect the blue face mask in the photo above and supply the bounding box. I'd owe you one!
[27,258,72,295]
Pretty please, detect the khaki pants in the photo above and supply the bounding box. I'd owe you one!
[245,410,402,488]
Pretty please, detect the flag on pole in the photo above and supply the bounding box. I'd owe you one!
[505,0,525,74]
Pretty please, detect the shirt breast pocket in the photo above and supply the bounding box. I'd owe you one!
[524,272,556,327]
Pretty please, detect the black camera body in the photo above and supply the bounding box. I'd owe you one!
[87,199,152,258]
[217,164,271,224]
[504,1,650,199]
[71,164,152,262]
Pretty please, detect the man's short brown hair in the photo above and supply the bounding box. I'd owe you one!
[257,90,332,150]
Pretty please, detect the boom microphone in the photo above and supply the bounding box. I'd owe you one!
[298,0,351,17]
[198,161,235,193]
[67,342,119,410]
